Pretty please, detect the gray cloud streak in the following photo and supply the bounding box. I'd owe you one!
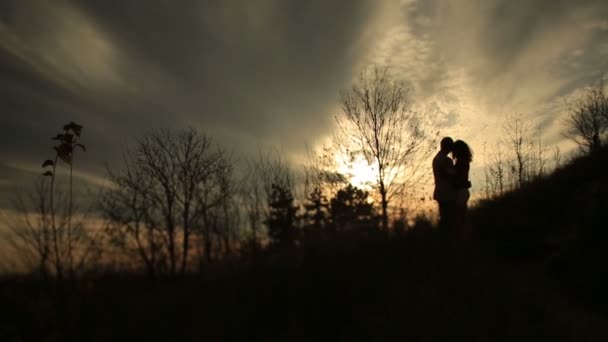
[0,0,382,207]
[1,0,608,205]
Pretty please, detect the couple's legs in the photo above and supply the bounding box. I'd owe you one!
[437,201,456,237]
[438,201,471,241]
[455,204,470,242]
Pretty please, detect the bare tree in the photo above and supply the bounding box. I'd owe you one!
[100,159,162,276]
[485,143,509,197]
[553,145,562,170]
[483,142,507,198]
[337,66,437,229]
[240,161,264,256]
[531,128,546,179]
[502,114,533,189]
[5,178,53,276]
[484,115,552,196]
[563,80,608,153]
[101,128,228,276]
[213,157,241,258]
[5,177,96,277]
[483,142,491,199]
[241,148,299,248]
[192,155,238,265]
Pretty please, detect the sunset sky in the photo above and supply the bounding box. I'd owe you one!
[1,0,608,209]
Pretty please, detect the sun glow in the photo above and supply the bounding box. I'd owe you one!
[335,154,377,190]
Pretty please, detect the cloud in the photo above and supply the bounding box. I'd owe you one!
[366,0,608,141]
[1,0,607,204]
[353,0,608,194]
[0,0,387,207]
[0,0,125,92]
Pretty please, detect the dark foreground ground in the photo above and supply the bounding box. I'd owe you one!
[1,230,608,341]
[2,149,608,341]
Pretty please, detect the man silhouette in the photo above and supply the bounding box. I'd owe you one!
[433,137,456,235]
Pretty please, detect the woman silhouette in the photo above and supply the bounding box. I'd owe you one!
[452,140,472,240]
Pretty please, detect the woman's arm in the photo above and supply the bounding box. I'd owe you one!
[453,162,471,189]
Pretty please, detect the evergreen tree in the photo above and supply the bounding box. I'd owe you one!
[302,187,329,230]
[265,183,299,246]
[329,184,377,232]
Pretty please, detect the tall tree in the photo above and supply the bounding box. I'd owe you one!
[337,66,437,229]
[101,128,227,276]
[15,121,89,278]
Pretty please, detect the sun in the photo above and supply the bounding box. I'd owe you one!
[335,153,377,189]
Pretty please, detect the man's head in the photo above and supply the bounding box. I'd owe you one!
[440,137,454,152]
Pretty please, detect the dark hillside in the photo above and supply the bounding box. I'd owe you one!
[0,236,579,341]
[471,147,608,315]
[2,149,608,341]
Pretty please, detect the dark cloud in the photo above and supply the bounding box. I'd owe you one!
[68,0,375,143]
[0,162,38,209]
[0,0,379,207]
[2,0,608,205]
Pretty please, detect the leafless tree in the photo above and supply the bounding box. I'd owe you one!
[483,142,507,198]
[240,148,298,249]
[337,66,438,229]
[502,114,533,189]
[563,80,608,153]
[484,115,552,196]
[100,128,228,276]
[240,161,264,255]
[553,145,562,170]
[484,138,504,197]
[5,177,97,277]
[4,179,53,276]
[531,128,546,179]
[192,155,240,266]
[214,157,241,257]
[100,159,163,276]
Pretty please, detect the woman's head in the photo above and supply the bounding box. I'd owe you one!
[453,140,473,162]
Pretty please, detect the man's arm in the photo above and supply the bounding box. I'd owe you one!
[442,157,455,178]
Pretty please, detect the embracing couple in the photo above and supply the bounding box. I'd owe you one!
[432,137,473,239]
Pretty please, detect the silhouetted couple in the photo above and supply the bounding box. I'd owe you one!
[432,137,473,240]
